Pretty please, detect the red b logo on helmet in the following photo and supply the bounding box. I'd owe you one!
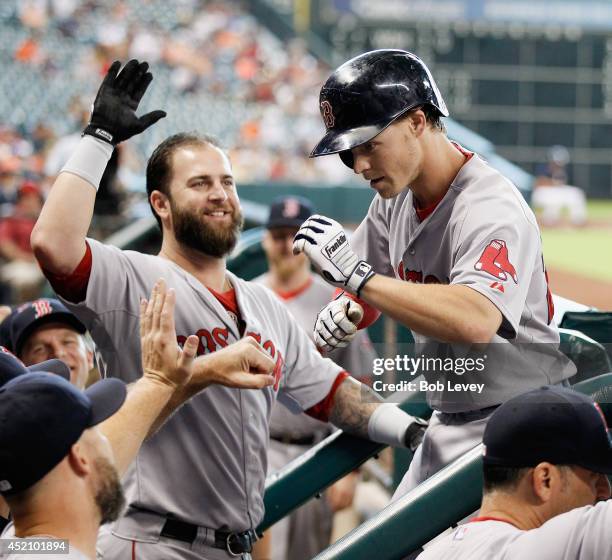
[320,101,335,128]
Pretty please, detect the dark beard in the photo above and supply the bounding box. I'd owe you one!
[171,201,244,258]
[94,457,126,525]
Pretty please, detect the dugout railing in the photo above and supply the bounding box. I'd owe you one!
[257,327,610,518]
[261,373,612,560]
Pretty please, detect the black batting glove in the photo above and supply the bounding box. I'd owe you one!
[83,59,166,146]
[404,417,429,452]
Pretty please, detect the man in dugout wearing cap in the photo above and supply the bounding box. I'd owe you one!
[0,298,92,388]
[0,282,278,558]
[418,385,612,559]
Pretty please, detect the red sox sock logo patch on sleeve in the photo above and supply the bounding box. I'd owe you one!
[474,240,518,291]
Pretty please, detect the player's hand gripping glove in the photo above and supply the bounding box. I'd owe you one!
[83,59,166,146]
[315,295,364,352]
[293,215,376,296]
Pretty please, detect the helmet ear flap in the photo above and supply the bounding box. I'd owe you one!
[339,150,354,169]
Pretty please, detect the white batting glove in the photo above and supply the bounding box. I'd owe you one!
[293,215,375,296]
[315,295,364,352]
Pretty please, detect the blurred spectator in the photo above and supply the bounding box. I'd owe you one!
[0,182,45,301]
[533,145,587,226]
[1,0,358,197]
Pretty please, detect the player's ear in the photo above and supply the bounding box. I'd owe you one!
[531,462,555,502]
[150,190,170,223]
[262,230,272,252]
[67,440,92,478]
[410,109,427,137]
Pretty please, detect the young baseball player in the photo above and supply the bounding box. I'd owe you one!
[417,385,612,560]
[254,195,378,560]
[293,49,576,501]
[30,60,427,560]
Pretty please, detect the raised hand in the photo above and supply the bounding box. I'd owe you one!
[140,279,199,389]
[83,59,166,145]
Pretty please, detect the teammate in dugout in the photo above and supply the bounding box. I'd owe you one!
[293,49,576,500]
[0,298,92,388]
[417,385,612,560]
[0,280,262,560]
[30,59,427,560]
[254,195,378,560]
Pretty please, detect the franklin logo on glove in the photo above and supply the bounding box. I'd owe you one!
[324,232,347,259]
[293,214,376,297]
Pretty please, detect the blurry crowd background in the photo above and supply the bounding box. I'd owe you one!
[0,0,359,303]
[0,0,357,215]
[2,0,610,308]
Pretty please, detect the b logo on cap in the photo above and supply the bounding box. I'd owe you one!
[32,299,53,319]
[282,198,300,219]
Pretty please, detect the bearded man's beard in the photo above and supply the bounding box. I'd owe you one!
[94,457,126,524]
[171,202,244,258]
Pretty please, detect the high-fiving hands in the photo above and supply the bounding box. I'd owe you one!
[140,279,276,394]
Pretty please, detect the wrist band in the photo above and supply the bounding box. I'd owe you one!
[346,261,375,297]
[60,135,114,191]
[367,403,416,447]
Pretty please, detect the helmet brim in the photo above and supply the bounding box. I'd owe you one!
[309,123,385,158]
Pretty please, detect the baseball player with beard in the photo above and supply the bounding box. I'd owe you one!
[293,49,576,502]
[30,59,427,560]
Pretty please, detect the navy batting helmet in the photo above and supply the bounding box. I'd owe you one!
[310,49,449,168]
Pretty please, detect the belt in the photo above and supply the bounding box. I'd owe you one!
[270,433,316,446]
[160,518,257,556]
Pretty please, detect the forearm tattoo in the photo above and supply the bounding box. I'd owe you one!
[329,377,384,438]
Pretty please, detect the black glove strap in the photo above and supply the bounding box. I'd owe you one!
[347,261,376,298]
[83,124,115,146]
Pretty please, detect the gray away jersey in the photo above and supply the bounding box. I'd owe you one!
[350,152,575,412]
[60,239,343,532]
[417,502,612,560]
[253,273,377,440]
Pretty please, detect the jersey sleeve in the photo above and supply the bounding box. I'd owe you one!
[449,195,542,339]
[268,294,347,415]
[350,196,395,278]
[51,239,148,381]
[56,238,139,315]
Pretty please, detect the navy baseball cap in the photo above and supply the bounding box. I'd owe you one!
[0,373,126,495]
[1,299,86,356]
[266,196,315,229]
[0,346,70,385]
[483,386,612,474]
